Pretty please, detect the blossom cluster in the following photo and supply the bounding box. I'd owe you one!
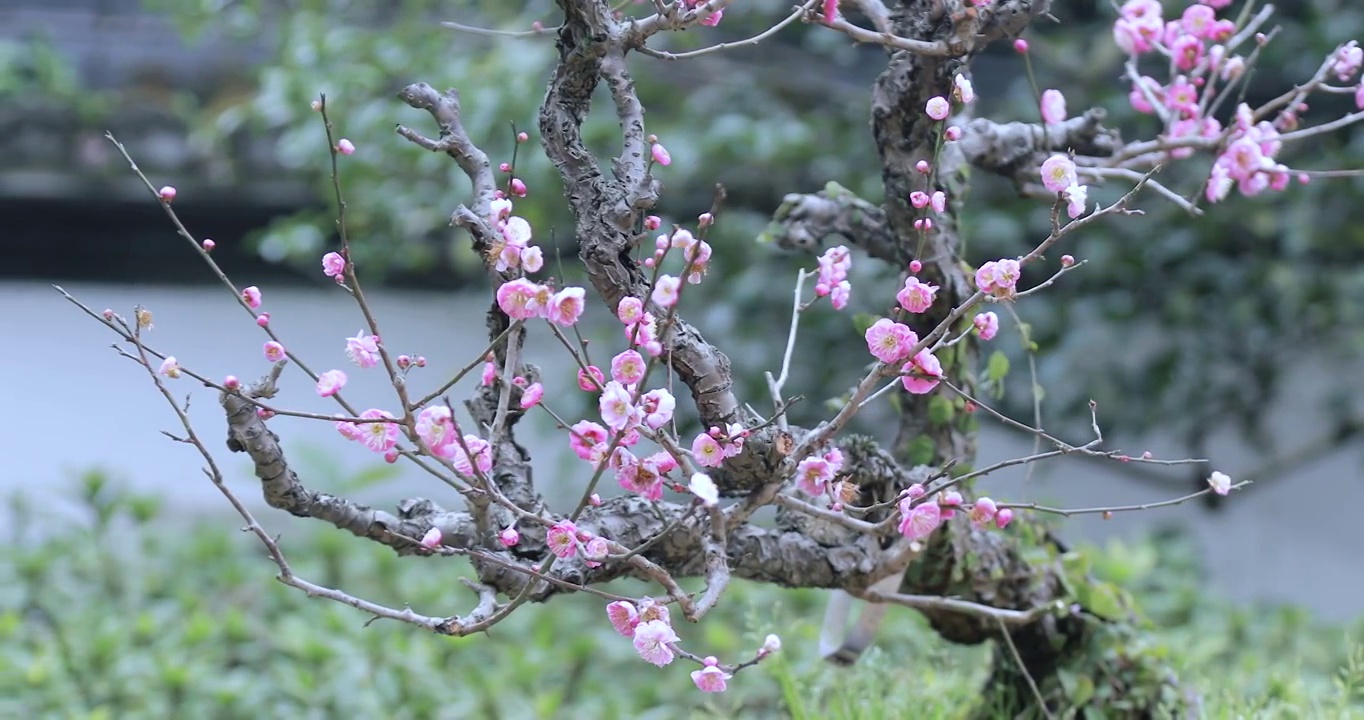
[605,598,780,693]
[897,484,1013,543]
[1112,0,1361,203]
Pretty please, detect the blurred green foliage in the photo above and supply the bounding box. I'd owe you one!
[4,472,1363,718]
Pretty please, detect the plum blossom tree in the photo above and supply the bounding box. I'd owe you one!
[65,0,1364,715]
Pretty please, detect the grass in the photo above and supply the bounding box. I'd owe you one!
[2,470,1362,719]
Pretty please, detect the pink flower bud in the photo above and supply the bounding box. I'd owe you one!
[499,162,512,173]
[102,308,115,321]
[224,375,240,390]
[310,99,322,111]
[944,125,962,141]
[256,408,275,420]
[910,191,930,208]
[644,215,661,230]
[516,131,529,143]
[263,341,286,363]
[255,313,269,327]
[242,286,262,309]
[158,186,177,202]
[1060,254,1075,267]
[420,527,443,549]
[930,191,946,213]
[909,259,922,273]
[414,356,427,368]
[915,160,931,174]
[698,212,714,227]
[578,365,605,391]
[994,508,1014,529]
[759,634,782,656]
[1013,38,1029,54]
[519,382,544,409]
[905,483,926,500]
[590,493,602,506]
[337,138,356,155]
[384,449,399,464]
[651,143,672,166]
[510,178,527,197]
[499,525,520,547]
[202,239,215,252]
[914,218,933,231]
[397,354,411,369]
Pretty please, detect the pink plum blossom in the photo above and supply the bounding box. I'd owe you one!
[795,456,835,496]
[1207,471,1232,495]
[690,472,719,506]
[973,312,999,341]
[1333,44,1363,82]
[242,286,262,309]
[322,252,346,280]
[925,96,950,120]
[420,527,442,549]
[584,537,610,567]
[651,143,672,166]
[337,138,355,155]
[1063,184,1088,219]
[1040,89,1067,125]
[570,420,609,461]
[263,341,286,363]
[632,619,679,667]
[316,369,347,397]
[900,350,943,395]
[577,365,605,391]
[548,287,586,326]
[652,275,681,307]
[969,497,999,530]
[898,499,942,541]
[599,381,639,431]
[611,350,646,385]
[496,278,544,320]
[692,432,725,468]
[358,409,399,453]
[953,74,975,104]
[640,388,675,429]
[547,520,579,558]
[865,318,917,364]
[692,658,732,693]
[159,356,182,379]
[415,406,455,455]
[607,601,640,637]
[1040,155,1078,193]
[158,186,176,202]
[617,296,645,325]
[519,382,544,409]
[345,329,381,369]
[897,276,939,314]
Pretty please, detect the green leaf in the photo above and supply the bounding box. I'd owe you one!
[986,350,1011,383]
[927,394,955,426]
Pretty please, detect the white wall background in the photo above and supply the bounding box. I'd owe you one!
[9,279,1362,620]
